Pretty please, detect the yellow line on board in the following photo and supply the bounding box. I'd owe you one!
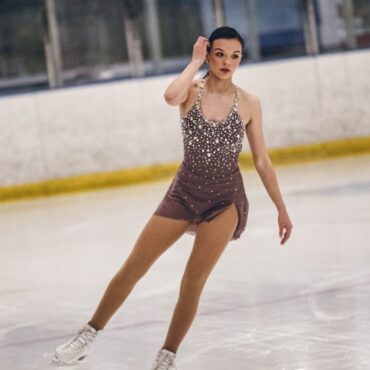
[1,136,370,203]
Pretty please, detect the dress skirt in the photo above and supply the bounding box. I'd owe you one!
[153,162,249,241]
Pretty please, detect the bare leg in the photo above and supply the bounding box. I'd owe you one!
[88,215,191,331]
[161,202,239,353]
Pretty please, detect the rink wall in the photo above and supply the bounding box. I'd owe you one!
[0,49,370,201]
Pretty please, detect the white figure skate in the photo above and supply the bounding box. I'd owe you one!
[51,323,101,366]
[151,348,178,370]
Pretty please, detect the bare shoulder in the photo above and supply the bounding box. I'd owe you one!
[236,85,262,127]
[186,78,201,102]
[179,78,201,118]
[189,78,201,98]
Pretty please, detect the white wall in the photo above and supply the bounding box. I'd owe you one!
[0,49,369,187]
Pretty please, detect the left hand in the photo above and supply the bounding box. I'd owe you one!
[278,207,293,246]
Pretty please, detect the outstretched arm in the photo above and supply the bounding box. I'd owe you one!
[245,95,293,245]
[163,36,208,106]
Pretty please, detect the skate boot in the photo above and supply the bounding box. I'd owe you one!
[51,323,102,366]
[151,348,178,370]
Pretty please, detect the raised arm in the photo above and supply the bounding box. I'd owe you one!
[163,36,208,106]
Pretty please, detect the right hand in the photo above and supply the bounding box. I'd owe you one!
[191,36,209,67]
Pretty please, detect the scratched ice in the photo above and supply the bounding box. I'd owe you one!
[0,154,369,370]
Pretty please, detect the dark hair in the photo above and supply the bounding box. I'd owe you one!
[203,26,246,79]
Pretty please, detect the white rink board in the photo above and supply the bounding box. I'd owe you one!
[0,49,369,187]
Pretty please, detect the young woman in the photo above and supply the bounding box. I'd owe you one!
[51,26,293,369]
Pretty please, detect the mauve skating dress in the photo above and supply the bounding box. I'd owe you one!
[153,77,249,241]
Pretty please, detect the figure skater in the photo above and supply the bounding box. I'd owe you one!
[51,26,293,369]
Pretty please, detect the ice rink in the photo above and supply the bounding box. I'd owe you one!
[1,153,370,370]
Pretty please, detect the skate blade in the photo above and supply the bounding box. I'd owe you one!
[51,354,87,367]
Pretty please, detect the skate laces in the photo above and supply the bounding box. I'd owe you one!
[153,350,177,370]
[65,326,97,354]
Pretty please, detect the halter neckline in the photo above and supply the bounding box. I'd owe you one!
[196,77,239,125]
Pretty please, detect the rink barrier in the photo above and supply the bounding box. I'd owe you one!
[0,135,370,203]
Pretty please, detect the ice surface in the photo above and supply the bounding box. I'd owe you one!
[0,154,370,369]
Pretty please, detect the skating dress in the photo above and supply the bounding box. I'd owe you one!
[153,77,249,241]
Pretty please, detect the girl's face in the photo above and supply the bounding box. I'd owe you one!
[206,38,243,79]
